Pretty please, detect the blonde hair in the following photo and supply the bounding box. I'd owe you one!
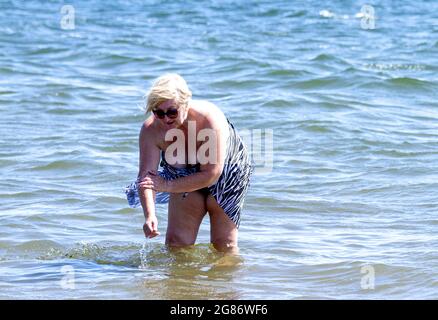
[145,73,192,113]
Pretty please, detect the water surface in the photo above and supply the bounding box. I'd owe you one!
[0,0,437,299]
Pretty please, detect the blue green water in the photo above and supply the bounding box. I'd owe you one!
[1,0,437,299]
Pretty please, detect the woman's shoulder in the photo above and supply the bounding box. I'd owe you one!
[192,100,227,124]
[141,115,155,131]
[140,116,161,143]
[192,99,219,111]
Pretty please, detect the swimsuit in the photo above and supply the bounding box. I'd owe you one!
[125,119,252,228]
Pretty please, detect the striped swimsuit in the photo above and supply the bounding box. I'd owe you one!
[125,119,252,228]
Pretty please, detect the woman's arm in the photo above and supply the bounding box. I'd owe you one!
[166,166,222,193]
[138,121,161,238]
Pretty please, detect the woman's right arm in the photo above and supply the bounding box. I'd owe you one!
[138,121,161,238]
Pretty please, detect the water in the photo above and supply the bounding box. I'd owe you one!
[1,0,437,299]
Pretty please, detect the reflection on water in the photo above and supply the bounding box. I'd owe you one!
[138,242,244,299]
[1,240,245,299]
[5,240,245,299]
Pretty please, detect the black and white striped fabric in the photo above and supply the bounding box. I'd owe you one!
[125,119,252,228]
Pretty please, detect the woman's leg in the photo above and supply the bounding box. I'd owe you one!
[166,191,207,248]
[206,194,239,254]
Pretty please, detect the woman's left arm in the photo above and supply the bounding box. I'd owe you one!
[140,168,220,193]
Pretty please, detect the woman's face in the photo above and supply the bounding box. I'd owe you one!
[153,99,187,130]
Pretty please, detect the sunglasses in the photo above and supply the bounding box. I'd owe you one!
[152,107,179,119]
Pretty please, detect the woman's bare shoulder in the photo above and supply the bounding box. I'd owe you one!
[192,100,227,126]
[194,99,220,112]
[140,116,160,143]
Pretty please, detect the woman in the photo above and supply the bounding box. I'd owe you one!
[125,73,252,253]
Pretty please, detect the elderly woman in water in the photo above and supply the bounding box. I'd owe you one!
[125,73,252,253]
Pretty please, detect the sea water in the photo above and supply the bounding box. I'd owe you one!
[0,0,437,299]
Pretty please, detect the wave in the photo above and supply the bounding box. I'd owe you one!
[387,77,434,88]
[359,77,436,92]
[293,76,350,89]
[29,160,88,171]
[28,47,68,56]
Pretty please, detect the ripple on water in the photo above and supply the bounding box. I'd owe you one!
[0,0,437,299]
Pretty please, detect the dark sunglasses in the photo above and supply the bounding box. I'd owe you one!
[152,107,179,119]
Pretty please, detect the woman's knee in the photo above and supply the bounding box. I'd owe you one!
[211,232,238,253]
[165,231,195,247]
[212,238,239,254]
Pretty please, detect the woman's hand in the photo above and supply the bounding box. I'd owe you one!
[143,215,160,238]
[138,170,170,192]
